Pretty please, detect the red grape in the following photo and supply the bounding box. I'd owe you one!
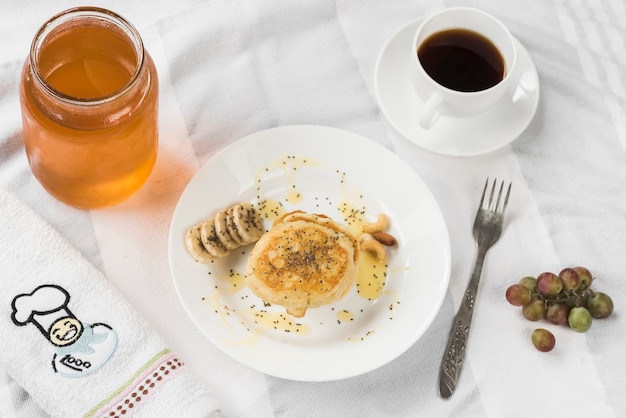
[531,328,555,352]
[559,268,580,292]
[574,266,593,290]
[546,302,569,326]
[536,272,563,297]
[506,284,531,306]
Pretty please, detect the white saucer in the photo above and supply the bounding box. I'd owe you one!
[375,18,540,157]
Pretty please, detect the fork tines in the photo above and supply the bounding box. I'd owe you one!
[480,178,512,213]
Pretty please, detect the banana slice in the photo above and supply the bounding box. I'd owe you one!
[200,217,230,258]
[214,208,239,250]
[185,223,215,263]
[232,201,264,244]
[185,202,264,263]
[225,206,246,246]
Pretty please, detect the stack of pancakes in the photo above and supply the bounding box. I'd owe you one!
[246,211,360,318]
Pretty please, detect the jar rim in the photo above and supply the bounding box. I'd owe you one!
[29,6,145,106]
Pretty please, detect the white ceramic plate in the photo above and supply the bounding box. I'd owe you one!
[375,18,540,157]
[168,125,451,381]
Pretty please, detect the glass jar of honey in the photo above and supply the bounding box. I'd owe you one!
[19,7,159,209]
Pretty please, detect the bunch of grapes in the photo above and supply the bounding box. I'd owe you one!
[505,266,614,352]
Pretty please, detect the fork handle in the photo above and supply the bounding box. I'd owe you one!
[438,246,488,399]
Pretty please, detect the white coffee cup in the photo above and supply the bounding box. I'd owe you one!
[410,8,517,129]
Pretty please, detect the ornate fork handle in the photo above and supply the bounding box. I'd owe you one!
[438,178,510,398]
[439,245,488,399]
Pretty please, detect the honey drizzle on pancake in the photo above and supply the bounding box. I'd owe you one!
[204,283,312,342]
[356,251,388,301]
[202,292,260,347]
[257,198,285,222]
[338,200,367,243]
[348,330,376,343]
[338,200,389,301]
[255,155,318,209]
[336,309,354,324]
[226,269,246,294]
[247,309,311,335]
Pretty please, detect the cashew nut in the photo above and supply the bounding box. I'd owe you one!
[359,233,386,261]
[358,233,373,245]
[362,213,389,233]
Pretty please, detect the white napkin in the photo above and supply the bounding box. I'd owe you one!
[0,188,220,418]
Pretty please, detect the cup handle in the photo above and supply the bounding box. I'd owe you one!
[419,94,443,129]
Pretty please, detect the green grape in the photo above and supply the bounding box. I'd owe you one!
[522,298,546,321]
[536,272,563,298]
[558,267,580,292]
[546,302,569,326]
[587,292,614,319]
[531,328,555,352]
[518,276,537,293]
[506,284,531,306]
[568,307,592,332]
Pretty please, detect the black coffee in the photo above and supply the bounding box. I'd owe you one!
[417,29,505,92]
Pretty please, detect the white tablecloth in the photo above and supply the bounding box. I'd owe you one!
[1,0,624,416]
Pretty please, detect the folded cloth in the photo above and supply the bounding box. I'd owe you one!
[0,188,220,418]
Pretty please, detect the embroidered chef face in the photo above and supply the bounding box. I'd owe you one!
[11,284,118,377]
[49,316,83,347]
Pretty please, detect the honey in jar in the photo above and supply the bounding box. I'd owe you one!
[19,7,159,209]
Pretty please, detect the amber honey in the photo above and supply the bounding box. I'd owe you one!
[19,7,158,208]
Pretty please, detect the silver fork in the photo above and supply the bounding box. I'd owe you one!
[439,178,511,399]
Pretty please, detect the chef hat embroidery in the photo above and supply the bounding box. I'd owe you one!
[10,284,118,377]
[11,284,76,340]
